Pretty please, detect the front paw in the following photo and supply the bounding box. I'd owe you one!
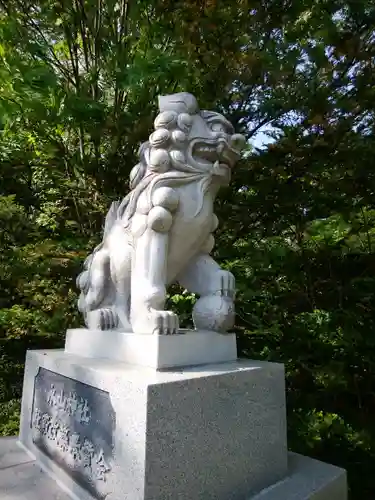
[86,309,119,330]
[218,271,236,299]
[152,310,179,335]
[132,309,179,335]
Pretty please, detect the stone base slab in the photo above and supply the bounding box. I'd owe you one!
[252,452,347,500]
[65,328,238,369]
[0,437,347,500]
[19,349,288,500]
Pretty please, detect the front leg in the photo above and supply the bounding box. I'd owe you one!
[177,254,236,333]
[130,191,179,335]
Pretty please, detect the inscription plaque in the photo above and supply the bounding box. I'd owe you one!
[31,368,115,499]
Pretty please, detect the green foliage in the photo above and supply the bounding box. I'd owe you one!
[167,287,196,329]
[0,399,21,436]
[0,0,375,498]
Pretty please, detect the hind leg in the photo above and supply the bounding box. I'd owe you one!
[77,249,120,330]
[107,223,132,331]
[84,224,132,331]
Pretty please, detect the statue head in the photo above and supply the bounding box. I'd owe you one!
[129,92,246,189]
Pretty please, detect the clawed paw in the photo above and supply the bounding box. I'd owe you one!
[100,308,119,330]
[86,308,119,330]
[151,310,179,335]
[131,307,179,335]
[219,271,236,299]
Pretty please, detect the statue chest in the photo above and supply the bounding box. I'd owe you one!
[172,186,214,234]
[166,188,216,281]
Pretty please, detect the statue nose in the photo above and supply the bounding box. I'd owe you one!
[230,134,246,151]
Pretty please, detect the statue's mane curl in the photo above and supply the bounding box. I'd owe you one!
[117,150,214,227]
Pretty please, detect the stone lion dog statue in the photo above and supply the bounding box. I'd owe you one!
[76,92,246,334]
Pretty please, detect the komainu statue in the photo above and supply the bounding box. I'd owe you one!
[76,93,246,334]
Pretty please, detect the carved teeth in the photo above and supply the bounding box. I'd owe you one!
[217,143,224,154]
[193,143,218,162]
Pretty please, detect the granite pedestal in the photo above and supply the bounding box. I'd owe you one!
[16,329,347,500]
[1,437,346,500]
[19,347,288,500]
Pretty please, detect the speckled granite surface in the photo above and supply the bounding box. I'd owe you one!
[0,437,347,499]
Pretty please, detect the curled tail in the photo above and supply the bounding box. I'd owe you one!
[103,200,120,238]
[77,201,119,313]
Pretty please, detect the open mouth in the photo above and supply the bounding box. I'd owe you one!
[193,144,219,164]
[191,140,239,169]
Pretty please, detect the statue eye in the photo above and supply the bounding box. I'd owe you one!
[210,121,227,133]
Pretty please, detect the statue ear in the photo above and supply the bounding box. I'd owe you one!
[158,93,199,115]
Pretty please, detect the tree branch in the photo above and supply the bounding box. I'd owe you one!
[16,6,76,86]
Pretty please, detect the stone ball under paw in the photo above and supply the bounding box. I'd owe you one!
[192,295,235,333]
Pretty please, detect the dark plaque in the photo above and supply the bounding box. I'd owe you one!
[31,367,116,499]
